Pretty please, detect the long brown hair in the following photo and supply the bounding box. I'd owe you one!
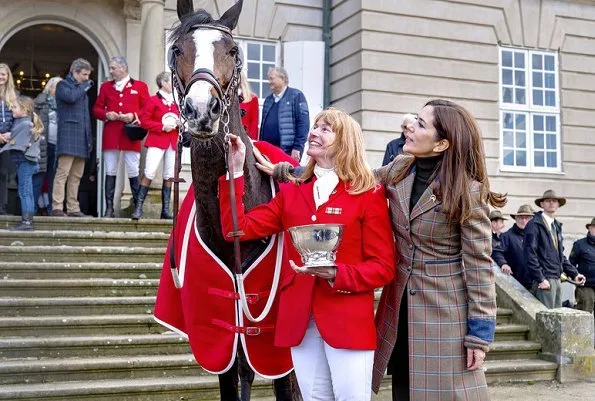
[0,63,17,108]
[295,108,376,195]
[15,96,44,141]
[391,99,506,222]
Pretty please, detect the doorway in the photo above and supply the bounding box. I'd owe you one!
[0,23,102,216]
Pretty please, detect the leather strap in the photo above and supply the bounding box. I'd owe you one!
[211,319,274,336]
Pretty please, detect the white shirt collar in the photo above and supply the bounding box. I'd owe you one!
[313,164,339,210]
[114,75,131,92]
[542,213,555,228]
[273,86,287,103]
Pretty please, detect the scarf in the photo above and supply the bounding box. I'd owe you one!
[313,164,339,210]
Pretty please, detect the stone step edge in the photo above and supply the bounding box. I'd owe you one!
[0,375,300,397]
[483,359,558,372]
[0,246,166,253]
[0,279,159,286]
[0,314,156,326]
[0,353,196,372]
[0,231,169,239]
[0,262,161,268]
[0,333,185,348]
[0,296,156,306]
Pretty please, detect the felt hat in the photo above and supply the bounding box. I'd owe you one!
[489,209,507,221]
[534,189,566,207]
[587,217,595,230]
[510,204,535,219]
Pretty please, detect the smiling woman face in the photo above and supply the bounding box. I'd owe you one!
[306,118,337,168]
[403,105,447,158]
[0,68,8,86]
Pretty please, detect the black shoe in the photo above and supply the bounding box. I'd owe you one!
[51,210,66,217]
[67,211,87,217]
[11,214,34,231]
[104,175,116,218]
[131,185,149,220]
[160,184,173,219]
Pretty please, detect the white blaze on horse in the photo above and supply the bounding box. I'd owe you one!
[154,1,301,400]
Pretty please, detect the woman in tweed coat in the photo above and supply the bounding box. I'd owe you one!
[373,99,506,401]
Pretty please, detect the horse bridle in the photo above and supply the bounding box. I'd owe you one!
[167,24,244,286]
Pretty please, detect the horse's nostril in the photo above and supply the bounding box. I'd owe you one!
[209,97,221,117]
[185,98,197,119]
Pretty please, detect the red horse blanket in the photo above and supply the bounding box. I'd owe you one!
[153,141,297,378]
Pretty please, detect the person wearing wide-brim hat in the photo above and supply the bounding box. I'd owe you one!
[492,205,535,289]
[569,218,595,315]
[524,190,586,308]
[489,209,507,251]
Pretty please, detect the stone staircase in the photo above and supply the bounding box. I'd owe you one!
[0,216,557,400]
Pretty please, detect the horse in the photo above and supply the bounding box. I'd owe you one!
[166,1,300,400]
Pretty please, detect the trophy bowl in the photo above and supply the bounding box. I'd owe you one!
[288,224,344,268]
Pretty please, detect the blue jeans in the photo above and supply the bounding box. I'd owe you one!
[10,151,39,215]
[32,172,44,213]
[46,143,57,213]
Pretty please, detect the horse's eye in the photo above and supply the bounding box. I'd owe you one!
[229,46,238,56]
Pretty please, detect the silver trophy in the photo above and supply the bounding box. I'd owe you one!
[288,224,344,268]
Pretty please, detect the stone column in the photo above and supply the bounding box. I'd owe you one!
[140,0,165,93]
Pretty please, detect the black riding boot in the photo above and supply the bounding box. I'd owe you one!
[129,176,140,209]
[103,175,116,218]
[11,213,34,231]
[131,185,149,220]
[160,183,173,219]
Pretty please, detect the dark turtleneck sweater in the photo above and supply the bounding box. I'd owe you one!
[410,155,442,212]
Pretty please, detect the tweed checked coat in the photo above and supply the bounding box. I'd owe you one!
[55,75,93,159]
[372,156,496,400]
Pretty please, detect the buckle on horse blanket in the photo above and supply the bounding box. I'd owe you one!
[211,319,274,336]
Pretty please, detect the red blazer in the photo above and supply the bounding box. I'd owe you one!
[93,78,150,152]
[240,96,259,140]
[139,93,180,150]
[219,176,396,350]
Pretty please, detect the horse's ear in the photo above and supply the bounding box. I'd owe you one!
[177,0,194,21]
[218,0,243,30]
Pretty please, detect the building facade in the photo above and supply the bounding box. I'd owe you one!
[0,0,592,236]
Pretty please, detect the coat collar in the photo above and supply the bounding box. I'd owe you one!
[393,169,440,221]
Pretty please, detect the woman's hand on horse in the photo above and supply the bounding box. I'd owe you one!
[289,260,337,280]
[226,134,246,174]
[253,146,275,176]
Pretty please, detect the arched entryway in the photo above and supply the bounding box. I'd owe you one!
[0,23,107,216]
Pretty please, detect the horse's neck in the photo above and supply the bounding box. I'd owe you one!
[191,98,273,267]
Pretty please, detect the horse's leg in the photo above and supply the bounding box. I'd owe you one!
[237,344,255,401]
[273,371,302,401]
[218,357,240,401]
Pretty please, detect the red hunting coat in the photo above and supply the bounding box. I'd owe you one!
[219,176,397,350]
[139,93,180,150]
[93,78,150,152]
[154,141,298,378]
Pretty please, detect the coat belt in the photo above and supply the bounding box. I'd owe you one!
[211,319,274,336]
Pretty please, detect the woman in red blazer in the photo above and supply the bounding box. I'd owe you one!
[132,71,180,220]
[219,108,396,401]
[239,72,259,140]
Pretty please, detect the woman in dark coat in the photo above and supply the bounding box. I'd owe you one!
[0,63,17,215]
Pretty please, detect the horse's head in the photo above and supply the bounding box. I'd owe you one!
[170,0,243,140]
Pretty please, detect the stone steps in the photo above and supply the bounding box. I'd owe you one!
[0,216,172,233]
[493,324,531,341]
[0,262,162,279]
[0,376,291,401]
[0,279,158,297]
[0,354,204,385]
[0,296,156,317]
[486,340,542,360]
[0,230,169,247]
[484,359,559,384]
[0,315,164,337]
[0,333,189,359]
[0,245,166,263]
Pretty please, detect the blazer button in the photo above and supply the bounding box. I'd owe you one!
[408,244,413,250]
[409,289,417,295]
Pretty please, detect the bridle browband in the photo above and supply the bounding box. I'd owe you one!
[167,23,244,288]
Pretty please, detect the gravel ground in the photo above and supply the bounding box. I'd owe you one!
[372,380,595,400]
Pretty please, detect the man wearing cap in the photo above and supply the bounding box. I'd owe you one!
[492,205,535,289]
[569,218,595,315]
[489,209,507,251]
[524,190,586,308]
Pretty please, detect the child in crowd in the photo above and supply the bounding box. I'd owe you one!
[0,96,44,230]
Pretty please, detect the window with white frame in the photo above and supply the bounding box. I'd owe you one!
[237,39,279,101]
[499,47,560,172]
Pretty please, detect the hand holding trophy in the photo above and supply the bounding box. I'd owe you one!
[288,223,344,280]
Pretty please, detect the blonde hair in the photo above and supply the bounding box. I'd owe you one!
[239,71,254,102]
[0,63,17,108]
[43,76,63,95]
[295,108,376,195]
[15,96,44,140]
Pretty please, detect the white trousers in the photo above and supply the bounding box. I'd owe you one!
[291,317,373,401]
[103,150,140,178]
[144,145,175,180]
